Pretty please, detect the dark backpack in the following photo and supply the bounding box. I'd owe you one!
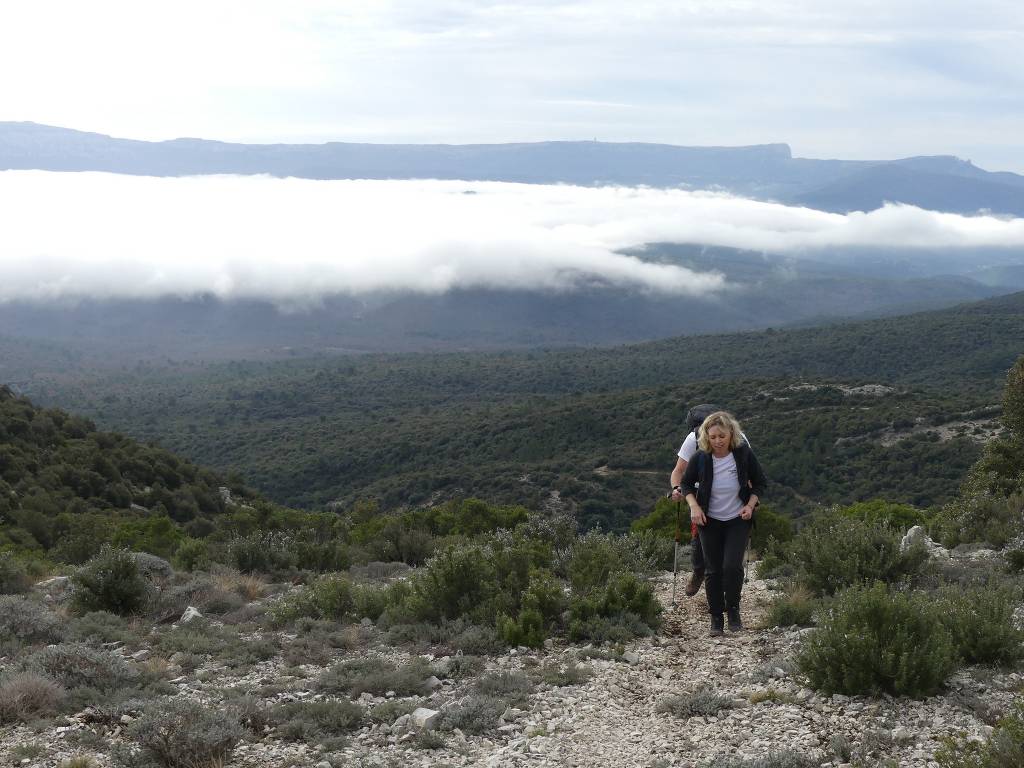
[685,403,722,435]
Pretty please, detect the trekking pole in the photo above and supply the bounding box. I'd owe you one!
[671,499,681,608]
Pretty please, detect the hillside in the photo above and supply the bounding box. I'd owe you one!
[5,122,1024,215]
[24,292,1022,527]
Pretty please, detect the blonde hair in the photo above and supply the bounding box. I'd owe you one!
[697,411,744,452]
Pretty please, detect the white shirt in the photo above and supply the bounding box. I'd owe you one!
[708,452,744,521]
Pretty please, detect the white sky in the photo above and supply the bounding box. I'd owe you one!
[3,171,1023,303]
[0,1,1022,172]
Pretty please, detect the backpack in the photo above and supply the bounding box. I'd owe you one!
[685,403,722,436]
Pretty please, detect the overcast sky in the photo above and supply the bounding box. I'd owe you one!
[3,171,1023,304]
[1,1,1022,172]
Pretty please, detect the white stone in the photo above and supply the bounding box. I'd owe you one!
[411,707,441,731]
[180,606,203,624]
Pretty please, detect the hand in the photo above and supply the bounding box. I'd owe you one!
[671,487,683,501]
[740,504,755,520]
[689,505,706,526]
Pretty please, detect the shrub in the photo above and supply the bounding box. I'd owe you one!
[655,688,732,719]
[318,657,434,697]
[0,671,67,723]
[568,570,661,642]
[568,531,624,592]
[1006,549,1024,573]
[224,532,298,574]
[0,553,33,594]
[940,585,1024,665]
[473,671,535,705]
[271,700,364,746]
[701,753,820,768]
[407,543,499,623]
[122,698,242,768]
[763,585,817,628]
[368,698,421,724]
[532,662,592,687]
[839,499,926,531]
[72,547,152,616]
[0,595,65,645]
[498,568,567,648]
[440,694,506,735]
[933,491,1024,550]
[936,700,1024,768]
[797,582,957,697]
[269,575,354,625]
[172,538,211,572]
[789,515,926,597]
[23,643,139,692]
[150,575,243,622]
[750,505,794,552]
[69,611,139,647]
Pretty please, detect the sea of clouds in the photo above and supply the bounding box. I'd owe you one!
[1,171,1023,304]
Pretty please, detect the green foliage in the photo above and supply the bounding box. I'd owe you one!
[936,701,1024,768]
[0,595,65,646]
[0,552,35,594]
[568,530,625,592]
[655,688,732,719]
[838,498,926,531]
[568,570,661,643]
[171,537,210,572]
[764,586,817,628]
[701,753,820,768]
[788,514,926,597]
[797,582,957,697]
[630,496,690,540]
[933,492,1024,549]
[939,585,1024,665]
[0,672,67,723]
[440,695,506,735]
[750,505,794,552]
[498,569,567,648]
[71,546,152,616]
[111,515,183,559]
[24,642,139,693]
[122,698,242,768]
[318,657,433,698]
[1003,354,1024,439]
[269,576,355,626]
[271,700,364,746]
[406,542,500,624]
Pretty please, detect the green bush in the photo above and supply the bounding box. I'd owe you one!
[0,553,34,594]
[406,543,499,623]
[121,698,242,768]
[932,491,1024,550]
[567,531,625,592]
[701,753,820,768]
[568,570,661,643]
[71,547,152,616]
[473,670,535,705]
[936,700,1024,768]
[0,595,65,645]
[24,643,139,693]
[839,499,926,531]
[271,700,364,747]
[789,515,926,597]
[0,672,67,723]
[172,538,211,572]
[440,694,506,735]
[269,576,354,626]
[655,687,732,718]
[764,586,817,628]
[318,657,433,698]
[750,505,794,553]
[940,585,1024,665]
[498,569,566,648]
[1006,549,1024,573]
[797,582,956,698]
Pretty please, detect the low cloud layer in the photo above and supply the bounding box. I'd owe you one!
[1,171,1023,304]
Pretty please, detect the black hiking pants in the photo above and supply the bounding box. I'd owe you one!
[698,516,752,617]
[692,534,705,572]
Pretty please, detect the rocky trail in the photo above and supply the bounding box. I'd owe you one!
[2,565,1017,768]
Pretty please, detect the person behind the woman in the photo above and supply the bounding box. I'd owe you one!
[680,411,767,636]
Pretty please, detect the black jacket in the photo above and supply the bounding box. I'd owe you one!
[681,443,768,514]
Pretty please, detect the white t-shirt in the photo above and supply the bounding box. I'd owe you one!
[708,452,744,521]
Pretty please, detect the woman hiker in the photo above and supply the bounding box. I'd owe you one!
[670,403,752,597]
[679,411,767,636]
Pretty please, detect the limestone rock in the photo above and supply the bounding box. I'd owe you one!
[411,707,441,731]
[180,606,203,624]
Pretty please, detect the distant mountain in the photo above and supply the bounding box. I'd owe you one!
[3,122,1023,216]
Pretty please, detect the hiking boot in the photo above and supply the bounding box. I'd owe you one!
[727,607,743,632]
[709,614,724,637]
[684,569,705,597]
